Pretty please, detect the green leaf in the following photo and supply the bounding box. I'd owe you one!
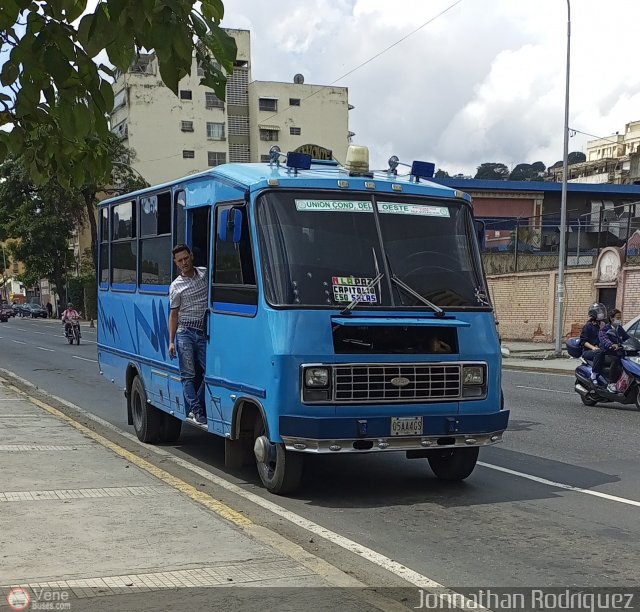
[201,0,225,22]
[157,57,179,95]
[65,0,89,23]
[44,48,73,86]
[0,60,19,86]
[99,80,114,113]
[0,0,20,30]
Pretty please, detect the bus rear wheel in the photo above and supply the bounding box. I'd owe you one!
[253,420,303,495]
[130,376,163,443]
[427,447,479,481]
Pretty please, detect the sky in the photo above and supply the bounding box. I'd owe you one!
[221,0,640,175]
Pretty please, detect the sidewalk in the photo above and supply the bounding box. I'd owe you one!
[502,340,577,374]
[0,378,394,611]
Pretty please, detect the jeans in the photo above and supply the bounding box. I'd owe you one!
[176,328,207,416]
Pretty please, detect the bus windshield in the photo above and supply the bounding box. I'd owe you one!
[256,191,488,309]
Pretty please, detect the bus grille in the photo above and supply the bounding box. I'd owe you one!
[333,363,461,403]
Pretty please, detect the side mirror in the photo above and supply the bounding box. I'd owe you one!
[218,208,243,243]
[475,219,486,249]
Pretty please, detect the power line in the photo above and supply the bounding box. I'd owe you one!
[133,2,465,167]
[257,0,464,126]
[570,127,625,147]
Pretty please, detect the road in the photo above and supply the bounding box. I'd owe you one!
[1,316,639,589]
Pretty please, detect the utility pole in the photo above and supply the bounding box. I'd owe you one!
[554,0,571,356]
[1,246,8,303]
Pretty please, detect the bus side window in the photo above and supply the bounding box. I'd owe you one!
[111,200,137,289]
[213,204,257,308]
[174,190,186,247]
[139,191,172,290]
[99,207,109,289]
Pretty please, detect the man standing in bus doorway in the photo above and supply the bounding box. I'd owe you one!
[169,244,208,426]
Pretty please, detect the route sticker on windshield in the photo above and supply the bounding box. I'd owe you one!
[295,200,373,213]
[332,276,378,303]
[378,202,450,217]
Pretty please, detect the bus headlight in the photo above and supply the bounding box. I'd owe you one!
[462,365,486,398]
[462,366,484,385]
[304,367,330,388]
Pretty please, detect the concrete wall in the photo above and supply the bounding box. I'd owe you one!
[489,265,640,341]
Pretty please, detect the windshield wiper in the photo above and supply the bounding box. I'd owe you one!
[389,274,444,316]
[340,272,384,316]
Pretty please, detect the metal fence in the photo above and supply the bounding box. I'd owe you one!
[479,202,640,275]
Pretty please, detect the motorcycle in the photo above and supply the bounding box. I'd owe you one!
[566,335,640,409]
[65,316,81,345]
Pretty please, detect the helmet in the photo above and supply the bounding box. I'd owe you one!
[67,302,73,308]
[588,302,606,321]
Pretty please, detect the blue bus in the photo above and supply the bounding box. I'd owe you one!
[97,146,509,494]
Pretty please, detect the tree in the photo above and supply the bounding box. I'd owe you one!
[568,151,586,164]
[474,162,509,180]
[0,0,237,187]
[509,161,546,182]
[78,133,148,269]
[435,169,450,178]
[0,156,85,303]
[550,151,586,168]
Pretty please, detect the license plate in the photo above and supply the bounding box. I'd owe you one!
[390,416,423,436]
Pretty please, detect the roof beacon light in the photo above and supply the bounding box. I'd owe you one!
[410,160,435,182]
[344,145,371,176]
[286,151,312,174]
[269,145,283,166]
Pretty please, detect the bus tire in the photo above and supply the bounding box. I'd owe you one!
[253,420,303,494]
[427,447,479,481]
[160,413,182,444]
[130,376,162,443]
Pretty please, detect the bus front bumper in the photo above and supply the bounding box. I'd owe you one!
[279,410,509,454]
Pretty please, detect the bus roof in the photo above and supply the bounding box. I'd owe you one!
[99,162,470,207]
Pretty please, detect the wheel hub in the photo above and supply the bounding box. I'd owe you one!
[254,435,270,463]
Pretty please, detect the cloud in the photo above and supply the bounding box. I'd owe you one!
[223,1,640,174]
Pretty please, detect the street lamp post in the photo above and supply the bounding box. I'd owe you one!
[1,246,8,303]
[554,0,571,356]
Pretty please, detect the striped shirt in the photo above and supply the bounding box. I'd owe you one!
[169,267,208,331]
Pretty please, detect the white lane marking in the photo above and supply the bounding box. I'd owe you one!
[36,347,55,352]
[5,367,637,600]
[0,369,472,602]
[478,462,640,508]
[14,328,28,332]
[11,340,26,345]
[32,331,46,335]
[72,356,98,363]
[515,385,572,394]
[506,369,574,378]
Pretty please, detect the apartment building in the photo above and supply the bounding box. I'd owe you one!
[109,29,350,186]
[550,120,640,185]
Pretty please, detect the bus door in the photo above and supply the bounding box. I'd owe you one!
[168,205,212,417]
[207,202,259,437]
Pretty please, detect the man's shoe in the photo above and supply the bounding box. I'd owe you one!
[194,413,207,425]
[187,411,195,419]
[607,383,618,393]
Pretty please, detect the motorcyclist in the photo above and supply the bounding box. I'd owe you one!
[61,302,80,336]
[581,303,606,385]
[596,308,630,391]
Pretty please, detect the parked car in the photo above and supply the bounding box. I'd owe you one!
[0,303,15,318]
[12,303,27,317]
[22,303,48,318]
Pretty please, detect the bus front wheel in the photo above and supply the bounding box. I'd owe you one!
[130,376,162,443]
[253,421,303,495]
[427,447,479,481]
